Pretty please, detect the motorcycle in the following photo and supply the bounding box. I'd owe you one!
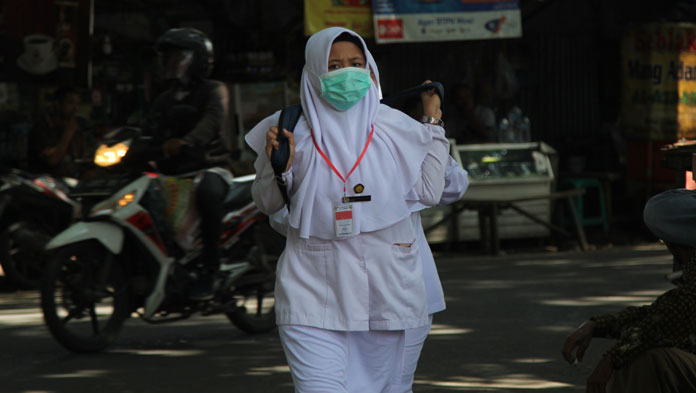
[40,127,283,353]
[0,167,79,289]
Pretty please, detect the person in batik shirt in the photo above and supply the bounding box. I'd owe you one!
[562,189,696,393]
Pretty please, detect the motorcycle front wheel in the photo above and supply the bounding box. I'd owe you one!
[0,220,52,289]
[41,240,130,353]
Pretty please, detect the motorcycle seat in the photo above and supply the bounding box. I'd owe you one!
[223,181,253,211]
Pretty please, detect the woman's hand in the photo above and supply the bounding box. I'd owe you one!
[265,126,295,173]
[163,138,189,158]
[562,320,596,364]
[420,79,443,120]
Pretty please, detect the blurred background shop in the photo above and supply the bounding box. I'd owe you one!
[1,0,696,249]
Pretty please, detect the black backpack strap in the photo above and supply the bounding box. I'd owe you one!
[270,104,303,210]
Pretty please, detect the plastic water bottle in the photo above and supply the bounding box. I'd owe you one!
[498,118,509,142]
[520,117,531,142]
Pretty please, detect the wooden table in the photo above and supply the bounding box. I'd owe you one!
[423,188,588,255]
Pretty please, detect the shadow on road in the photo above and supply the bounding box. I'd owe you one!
[0,245,672,393]
[413,246,671,392]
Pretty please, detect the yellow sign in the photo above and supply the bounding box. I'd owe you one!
[304,0,374,37]
[623,23,696,140]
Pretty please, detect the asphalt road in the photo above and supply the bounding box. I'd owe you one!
[0,244,673,393]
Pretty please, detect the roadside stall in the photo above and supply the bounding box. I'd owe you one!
[421,140,557,245]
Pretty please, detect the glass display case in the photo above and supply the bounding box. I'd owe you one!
[422,141,557,243]
[455,142,554,184]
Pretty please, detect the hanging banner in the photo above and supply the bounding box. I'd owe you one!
[371,0,521,44]
[55,0,79,69]
[305,0,374,38]
[622,23,696,140]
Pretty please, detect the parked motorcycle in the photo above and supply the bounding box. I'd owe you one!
[0,168,78,289]
[40,127,283,353]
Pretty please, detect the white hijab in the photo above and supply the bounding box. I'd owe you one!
[247,27,433,239]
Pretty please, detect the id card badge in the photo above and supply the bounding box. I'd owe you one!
[334,203,354,237]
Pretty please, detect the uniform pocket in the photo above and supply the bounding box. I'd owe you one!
[392,239,417,254]
[277,239,333,318]
[390,239,420,289]
[299,238,333,252]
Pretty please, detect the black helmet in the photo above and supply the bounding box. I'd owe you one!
[155,27,214,82]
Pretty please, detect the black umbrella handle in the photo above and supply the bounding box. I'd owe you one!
[380,81,445,108]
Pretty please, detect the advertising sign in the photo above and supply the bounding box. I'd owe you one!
[305,0,374,37]
[622,23,696,140]
[372,0,521,43]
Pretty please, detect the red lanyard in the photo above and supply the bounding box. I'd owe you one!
[309,125,374,197]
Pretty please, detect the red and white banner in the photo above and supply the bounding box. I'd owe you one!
[372,0,522,43]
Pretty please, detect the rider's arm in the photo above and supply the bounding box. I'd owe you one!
[412,124,449,206]
[596,257,696,369]
[182,82,230,150]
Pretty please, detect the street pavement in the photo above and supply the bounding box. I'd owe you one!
[0,243,674,393]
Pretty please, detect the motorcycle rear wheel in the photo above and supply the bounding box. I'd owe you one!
[41,240,130,353]
[226,222,281,334]
[226,282,276,334]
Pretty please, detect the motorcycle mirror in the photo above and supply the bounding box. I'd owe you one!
[102,127,140,147]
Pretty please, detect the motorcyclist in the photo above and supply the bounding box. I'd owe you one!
[145,27,232,300]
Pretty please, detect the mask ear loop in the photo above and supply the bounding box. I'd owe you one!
[369,66,383,99]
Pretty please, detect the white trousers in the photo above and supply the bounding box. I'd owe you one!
[279,325,406,393]
[389,314,433,393]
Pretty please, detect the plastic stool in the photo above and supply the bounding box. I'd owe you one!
[559,177,609,233]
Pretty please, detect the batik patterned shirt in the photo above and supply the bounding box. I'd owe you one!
[590,256,696,369]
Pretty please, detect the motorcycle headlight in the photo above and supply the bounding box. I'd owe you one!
[91,191,136,216]
[94,139,131,167]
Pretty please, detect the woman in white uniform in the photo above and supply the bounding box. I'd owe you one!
[270,157,469,393]
[245,27,449,393]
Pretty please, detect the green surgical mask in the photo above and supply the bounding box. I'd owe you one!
[319,67,371,111]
